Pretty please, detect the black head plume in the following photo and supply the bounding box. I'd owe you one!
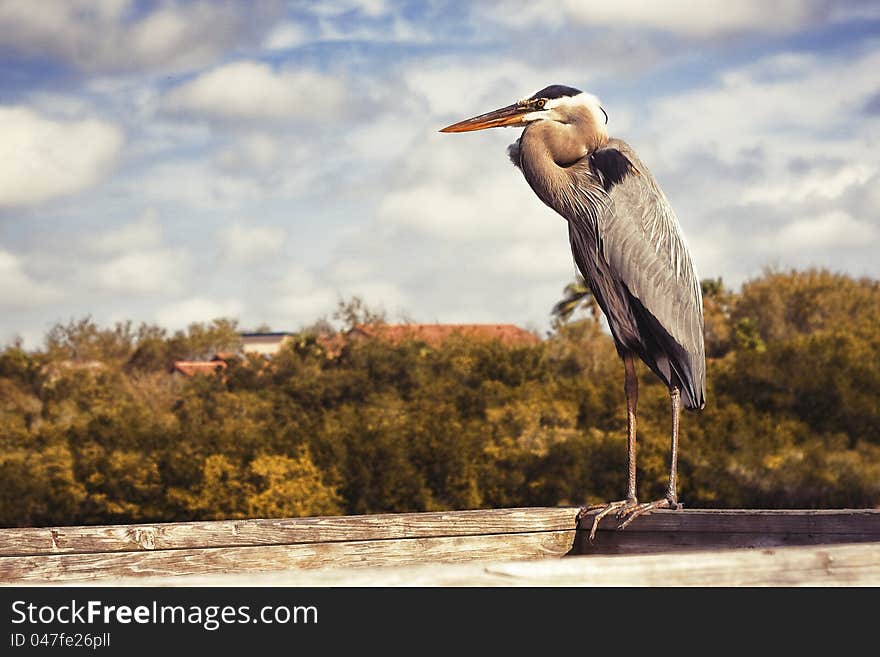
[529,85,582,100]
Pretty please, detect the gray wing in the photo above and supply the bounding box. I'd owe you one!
[594,139,706,409]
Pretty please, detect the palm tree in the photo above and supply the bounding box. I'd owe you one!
[552,276,601,324]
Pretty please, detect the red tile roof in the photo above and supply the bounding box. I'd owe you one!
[351,323,540,347]
[315,332,348,358]
[172,360,228,377]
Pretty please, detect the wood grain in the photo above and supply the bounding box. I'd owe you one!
[2,508,878,585]
[583,508,880,533]
[0,507,580,557]
[0,530,576,583]
[578,508,880,555]
[82,542,880,587]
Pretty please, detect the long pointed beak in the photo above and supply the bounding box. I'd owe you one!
[439,103,530,133]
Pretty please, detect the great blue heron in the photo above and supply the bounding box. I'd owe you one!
[441,85,705,539]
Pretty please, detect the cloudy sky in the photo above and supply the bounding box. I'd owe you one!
[2,0,879,346]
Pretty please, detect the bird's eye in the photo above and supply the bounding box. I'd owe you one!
[535,99,546,109]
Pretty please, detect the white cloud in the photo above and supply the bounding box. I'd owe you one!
[129,6,195,63]
[318,14,432,44]
[643,48,880,165]
[164,61,347,122]
[329,122,580,328]
[218,222,287,264]
[276,264,321,295]
[262,5,430,51]
[347,113,422,161]
[84,208,189,296]
[269,265,336,325]
[402,57,587,118]
[94,249,189,295]
[22,92,96,120]
[489,238,573,278]
[679,224,736,283]
[0,106,123,207]
[215,133,281,172]
[311,0,388,18]
[135,160,267,210]
[335,281,406,310]
[773,211,878,250]
[156,297,243,330]
[375,134,565,243]
[134,128,331,211]
[742,165,876,205]
[329,258,377,284]
[262,22,308,50]
[378,176,554,241]
[0,0,262,73]
[827,2,880,22]
[479,0,823,36]
[275,289,337,325]
[0,249,60,307]
[569,0,817,35]
[263,263,408,328]
[89,208,163,254]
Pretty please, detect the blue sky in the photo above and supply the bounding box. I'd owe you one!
[2,0,879,346]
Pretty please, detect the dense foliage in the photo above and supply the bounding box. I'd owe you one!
[1,268,878,527]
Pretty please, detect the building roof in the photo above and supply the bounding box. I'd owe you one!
[172,360,228,377]
[240,332,293,339]
[315,332,348,358]
[350,323,540,347]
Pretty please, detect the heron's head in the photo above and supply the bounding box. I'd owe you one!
[440,85,607,137]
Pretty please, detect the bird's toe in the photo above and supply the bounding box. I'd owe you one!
[616,497,679,530]
[578,498,638,541]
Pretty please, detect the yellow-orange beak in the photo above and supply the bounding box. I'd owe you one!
[439,103,531,133]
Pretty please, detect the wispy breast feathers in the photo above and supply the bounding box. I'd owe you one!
[507,139,522,168]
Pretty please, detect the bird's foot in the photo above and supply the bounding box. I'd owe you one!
[577,498,640,541]
[617,496,682,531]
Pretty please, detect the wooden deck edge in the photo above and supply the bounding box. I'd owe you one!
[583,508,880,534]
[0,529,576,584]
[1,508,878,584]
[0,507,581,557]
[2,508,878,558]
[579,508,880,555]
[38,541,880,587]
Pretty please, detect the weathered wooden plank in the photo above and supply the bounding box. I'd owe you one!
[86,542,880,587]
[2,507,877,585]
[0,530,576,583]
[577,531,880,555]
[582,508,880,534]
[4,508,877,559]
[578,508,880,554]
[0,507,580,557]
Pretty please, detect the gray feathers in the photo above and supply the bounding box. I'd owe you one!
[515,127,706,409]
[597,139,705,409]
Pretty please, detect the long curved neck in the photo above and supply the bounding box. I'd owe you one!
[518,121,609,221]
[526,117,608,166]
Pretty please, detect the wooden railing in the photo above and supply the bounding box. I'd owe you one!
[1,508,878,585]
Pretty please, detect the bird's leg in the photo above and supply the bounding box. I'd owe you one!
[667,385,682,506]
[577,352,640,540]
[618,386,684,530]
